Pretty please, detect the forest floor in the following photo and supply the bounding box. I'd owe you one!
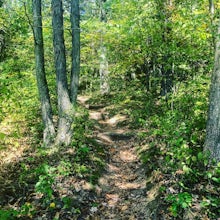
[0,94,162,219]
[75,95,160,219]
[1,90,216,220]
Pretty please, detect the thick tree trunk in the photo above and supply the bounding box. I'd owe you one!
[52,0,73,145]
[70,0,80,103]
[32,0,55,145]
[204,19,220,163]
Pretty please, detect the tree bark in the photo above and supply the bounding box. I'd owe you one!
[32,0,55,145]
[0,0,5,61]
[0,28,5,61]
[51,0,73,145]
[70,0,80,103]
[209,0,215,51]
[100,44,109,95]
[209,0,214,15]
[156,0,173,96]
[99,0,110,95]
[204,19,220,163]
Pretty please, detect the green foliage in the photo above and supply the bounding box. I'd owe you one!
[0,209,18,220]
[166,192,192,217]
[57,160,72,176]
[35,163,56,201]
[0,203,35,220]
[0,0,219,219]
[19,202,36,218]
[62,196,74,209]
[80,0,213,96]
[130,72,218,218]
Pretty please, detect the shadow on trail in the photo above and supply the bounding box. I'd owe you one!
[0,135,108,219]
[0,95,161,219]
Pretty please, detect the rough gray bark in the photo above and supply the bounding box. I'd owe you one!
[204,19,220,163]
[70,0,80,103]
[52,0,73,145]
[32,0,55,145]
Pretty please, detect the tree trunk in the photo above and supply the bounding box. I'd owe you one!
[0,28,5,61]
[156,0,173,96]
[204,19,220,163]
[70,0,80,103]
[100,45,109,95]
[99,0,110,95]
[209,0,214,15]
[52,0,73,146]
[209,0,215,51]
[32,0,55,145]
[0,0,5,61]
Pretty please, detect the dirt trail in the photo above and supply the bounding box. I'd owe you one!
[78,96,159,219]
[0,95,159,220]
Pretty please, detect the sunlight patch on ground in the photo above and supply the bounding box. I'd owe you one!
[107,164,120,172]
[0,115,30,166]
[119,149,137,162]
[115,181,146,190]
[77,95,90,105]
[105,193,120,207]
[146,182,162,203]
[106,114,127,126]
[89,111,104,120]
[96,133,113,143]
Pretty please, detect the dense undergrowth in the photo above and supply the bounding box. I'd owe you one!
[0,2,220,218]
[87,75,220,219]
[1,50,220,218]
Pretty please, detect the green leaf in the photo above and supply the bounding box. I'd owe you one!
[197,152,203,161]
[207,172,212,179]
[182,202,189,208]
[212,177,220,183]
[183,165,192,174]
[0,133,6,140]
[191,156,197,162]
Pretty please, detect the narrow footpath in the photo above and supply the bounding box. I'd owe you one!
[78,96,159,219]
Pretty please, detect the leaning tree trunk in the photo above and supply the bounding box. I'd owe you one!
[70,0,80,103]
[204,19,220,163]
[52,0,73,146]
[32,0,55,145]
